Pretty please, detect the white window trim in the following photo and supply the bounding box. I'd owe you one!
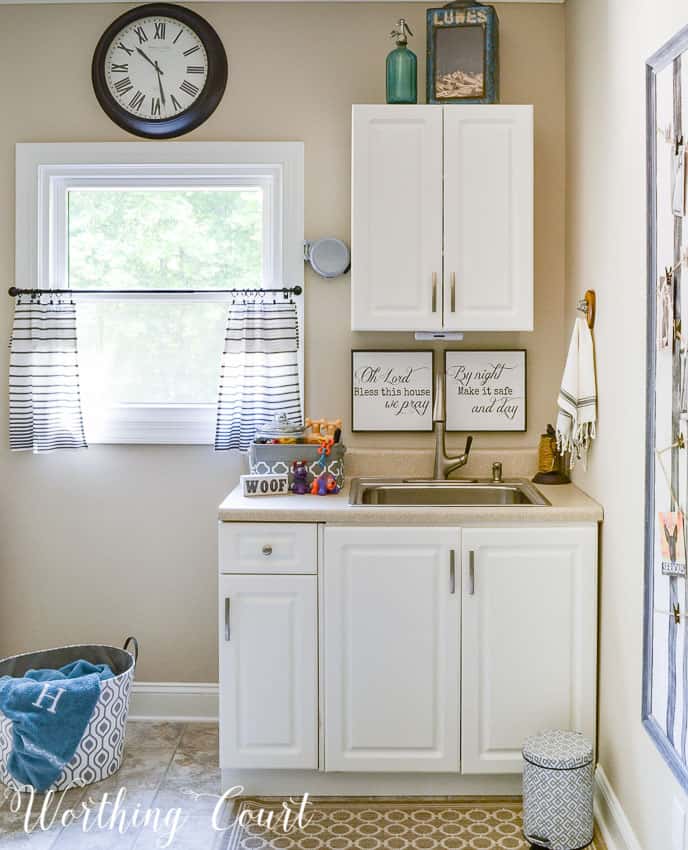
[15,142,304,445]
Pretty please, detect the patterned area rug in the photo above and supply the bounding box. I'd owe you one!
[225,797,607,849]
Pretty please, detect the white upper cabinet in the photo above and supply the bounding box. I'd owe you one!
[443,106,533,331]
[323,526,460,772]
[351,105,533,332]
[460,526,597,774]
[351,106,443,331]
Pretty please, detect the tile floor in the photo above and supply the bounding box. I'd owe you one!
[0,722,606,850]
[0,722,227,849]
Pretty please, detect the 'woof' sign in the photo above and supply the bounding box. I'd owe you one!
[241,474,289,497]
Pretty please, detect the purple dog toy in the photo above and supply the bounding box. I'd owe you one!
[291,461,310,495]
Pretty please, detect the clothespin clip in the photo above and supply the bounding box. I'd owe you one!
[678,433,685,450]
[676,319,683,341]
[674,603,681,625]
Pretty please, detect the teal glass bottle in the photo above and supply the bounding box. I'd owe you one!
[386,19,417,104]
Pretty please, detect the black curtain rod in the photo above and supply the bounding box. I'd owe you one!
[8,285,303,297]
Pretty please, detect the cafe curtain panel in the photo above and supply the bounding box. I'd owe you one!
[8,295,88,453]
[214,298,301,451]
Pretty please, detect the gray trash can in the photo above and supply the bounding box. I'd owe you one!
[522,730,594,850]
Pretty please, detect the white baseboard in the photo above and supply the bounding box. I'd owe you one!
[594,765,643,850]
[128,682,219,722]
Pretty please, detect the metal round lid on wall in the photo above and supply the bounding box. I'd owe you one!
[92,3,228,139]
[304,238,351,279]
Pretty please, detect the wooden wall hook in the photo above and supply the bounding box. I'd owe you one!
[577,289,596,330]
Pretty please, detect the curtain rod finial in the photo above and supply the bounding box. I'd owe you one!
[8,286,18,297]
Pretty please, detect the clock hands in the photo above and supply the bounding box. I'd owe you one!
[154,62,166,107]
[136,47,164,74]
[136,47,166,111]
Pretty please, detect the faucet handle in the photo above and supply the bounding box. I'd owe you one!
[464,435,473,456]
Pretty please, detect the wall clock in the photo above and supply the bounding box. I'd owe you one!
[92,3,228,139]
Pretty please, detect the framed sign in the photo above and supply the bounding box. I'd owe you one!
[445,350,526,432]
[426,4,499,105]
[351,350,434,432]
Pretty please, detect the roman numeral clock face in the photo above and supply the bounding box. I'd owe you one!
[93,4,228,138]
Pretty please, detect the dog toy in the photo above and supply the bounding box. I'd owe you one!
[305,418,343,444]
[317,436,335,470]
[291,461,310,495]
[310,472,341,496]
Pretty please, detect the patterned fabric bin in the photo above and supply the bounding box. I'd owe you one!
[0,639,137,792]
[522,730,594,850]
[249,442,346,489]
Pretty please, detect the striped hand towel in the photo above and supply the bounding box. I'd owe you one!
[556,316,597,469]
[8,295,88,453]
[214,300,301,451]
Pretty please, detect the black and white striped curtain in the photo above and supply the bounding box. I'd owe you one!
[215,298,301,451]
[9,295,88,453]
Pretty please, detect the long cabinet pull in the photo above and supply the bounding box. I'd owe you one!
[449,550,456,594]
[468,551,475,595]
[224,597,231,641]
[432,273,438,313]
[450,272,456,313]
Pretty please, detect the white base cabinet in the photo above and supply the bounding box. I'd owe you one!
[460,527,597,774]
[218,521,597,781]
[322,527,460,772]
[218,573,318,769]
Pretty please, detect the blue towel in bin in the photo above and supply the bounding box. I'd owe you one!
[0,660,114,791]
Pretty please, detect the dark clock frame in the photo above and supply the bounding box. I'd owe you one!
[92,3,228,139]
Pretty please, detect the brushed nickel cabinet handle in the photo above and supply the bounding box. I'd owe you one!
[224,597,231,641]
[449,550,456,594]
[262,544,273,556]
[468,551,475,595]
[450,272,456,313]
[432,273,438,313]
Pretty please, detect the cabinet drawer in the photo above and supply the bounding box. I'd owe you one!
[219,523,317,574]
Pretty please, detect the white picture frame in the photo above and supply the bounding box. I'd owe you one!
[445,350,527,432]
[351,350,434,432]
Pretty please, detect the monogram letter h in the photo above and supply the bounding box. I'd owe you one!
[32,684,66,715]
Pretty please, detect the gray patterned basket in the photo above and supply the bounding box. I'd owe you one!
[0,638,137,792]
[249,442,346,489]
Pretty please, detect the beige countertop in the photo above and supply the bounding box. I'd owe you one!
[218,480,603,525]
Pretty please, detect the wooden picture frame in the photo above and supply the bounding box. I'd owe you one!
[643,23,688,794]
[444,349,526,432]
[351,350,434,432]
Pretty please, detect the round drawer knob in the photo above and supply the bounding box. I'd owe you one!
[262,545,273,557]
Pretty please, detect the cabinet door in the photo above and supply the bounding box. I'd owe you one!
[219,574,317,769]
[323,527,460,772]
[351,106,443,331]
[443,106,533,331]
[461,526,597,774]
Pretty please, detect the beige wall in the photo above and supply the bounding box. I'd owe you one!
[566,1,687,846]
[0,2,565,681]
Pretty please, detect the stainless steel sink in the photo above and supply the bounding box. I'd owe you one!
[348,478,550,507]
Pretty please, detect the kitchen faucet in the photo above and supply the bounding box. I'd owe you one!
[432,353,473,480]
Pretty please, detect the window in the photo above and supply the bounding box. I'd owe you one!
[16,143,304,443]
